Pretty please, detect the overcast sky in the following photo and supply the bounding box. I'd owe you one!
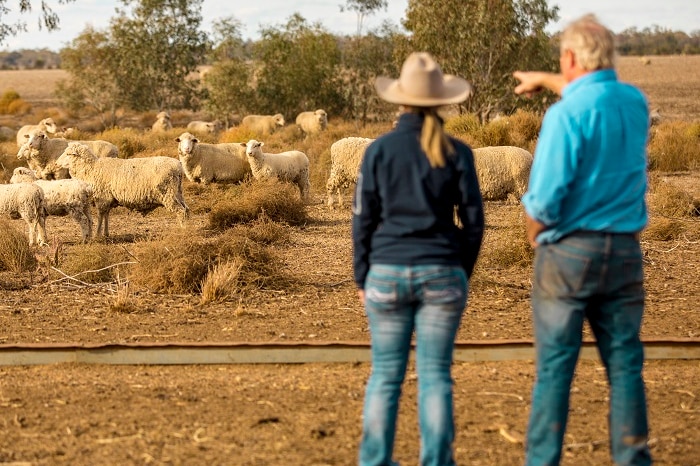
[1,0,698,52]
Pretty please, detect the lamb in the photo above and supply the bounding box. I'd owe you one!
[17,129,119,180]
[55,143,189,238]
[10,167,93,243]
[326,137,374,208]
[295,109,328,137]
[0,181,48,246]
[186,120,224,134]
[472,146,533,202]
[241,114,285,136]
[175,132,251,184]
[16,117,58,147]
[243,139,310,201]
[152,111,173,133]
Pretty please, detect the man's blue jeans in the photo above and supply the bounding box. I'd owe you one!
[525,232,652,466]
[359,264,467,466]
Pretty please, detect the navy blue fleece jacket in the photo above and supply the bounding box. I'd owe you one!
[352,112,485,289]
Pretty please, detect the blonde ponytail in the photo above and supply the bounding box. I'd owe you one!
[420,108,455,168]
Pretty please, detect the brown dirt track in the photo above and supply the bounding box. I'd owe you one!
[0,56,699,465]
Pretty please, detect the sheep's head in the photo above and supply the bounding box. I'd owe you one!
[25,129,48,150]
[156,111,171,121]
[9,167,37,184]
[315,109,328,128]
[273,114,285,127]
[39,118,57,134]
[245,139,264,158]
[175,132,198,157]
[56,142,96,169]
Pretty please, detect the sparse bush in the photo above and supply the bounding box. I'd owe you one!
[128,227,291,296]
[648,178,699,217]
[506,109,542,150]
[54,243,132,284]
[200,259,244,304]
[445,113,480,138]
[99,127,148,158]
[648,121,700,171]
[219,126,258,144]
[0,219,38,273]
[476,208,533,270]
[208,178,308,230]
[643,217,685,241]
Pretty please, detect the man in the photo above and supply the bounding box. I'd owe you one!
[513,14,652,466]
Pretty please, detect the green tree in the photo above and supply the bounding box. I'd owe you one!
[109,0,209,111]
[253,13,343,118]
[339,0,388,36]
[203,16,254,126]
[401,0,558,120]
[56,27,123,127]
[0,0,76,45]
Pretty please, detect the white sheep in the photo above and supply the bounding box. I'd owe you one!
[175,132,251,185]
[186,120,224,134]
[16,117,58,147]
[55,143,189,238]
[0,182,48,246]
[326,137,374,208]
[152,111,173,133]
[472,146,533,202]
[18,129,119,180]
[10,167,93,243]
[296,109,328,137]
[243,139,310,202]
[241,114,285,136]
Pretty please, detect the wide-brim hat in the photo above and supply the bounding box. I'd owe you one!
[375,52,473,107]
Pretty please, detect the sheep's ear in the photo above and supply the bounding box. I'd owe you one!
[259,142,264,148]
[175,137,181,142]
[24,134,29,139]
[239,143,246,147]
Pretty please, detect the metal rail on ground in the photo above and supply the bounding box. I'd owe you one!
[0,339,698,366]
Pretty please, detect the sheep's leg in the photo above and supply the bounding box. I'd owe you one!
[71,208,93,243]
[36,214,48,246]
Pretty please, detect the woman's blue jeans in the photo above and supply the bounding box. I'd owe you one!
[359,264,467,466]
[525,232,652,466]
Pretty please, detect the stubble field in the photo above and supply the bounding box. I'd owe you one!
[0,55,698,465]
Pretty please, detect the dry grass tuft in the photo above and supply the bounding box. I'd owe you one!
[53,243,133,284]
[642,217,686,241]
[208,178,308,230]
[477,207,533,270]
[0,219,38,273]
[648,121,700,171]
[109,273,144,314]
[128,227,291,297]
[219,126,259,144]
[99,127,148,158]
[648,178,699,217]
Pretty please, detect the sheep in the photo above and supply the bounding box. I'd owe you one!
[16,117,58,147]
[241,114,285,136]
[10,167,93,243]
[0,181,48,246]
[186,120,224,134]
[472,146,533,202]
[295,109,328,137]
[649,108,662,126]
[152,111,172,133]
[17,129,119,180]
[175,132,251,185]
[243,139,310,201]
[326,137,375,208]
[55,142,189,238]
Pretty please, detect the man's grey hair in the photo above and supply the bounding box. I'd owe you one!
[560,14,616,71]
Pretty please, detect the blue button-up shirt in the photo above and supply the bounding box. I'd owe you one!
[522,69,649,244]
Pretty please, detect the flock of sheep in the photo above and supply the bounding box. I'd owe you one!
[2,111,533,247]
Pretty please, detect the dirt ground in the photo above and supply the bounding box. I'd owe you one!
[1,55,699,465]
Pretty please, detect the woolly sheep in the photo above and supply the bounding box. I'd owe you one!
[326,137,374,208]
[55,143,189,238]
[243,139,310,201]
[186,120,224,134]
[18,129,118,180]
[241,114,285,136]
[472,146,533,202]
[10,167,93,243]
[175,132,251,184]
[152,111,172,133]
[295,109,328,137]
[0,181,48,246]
[16,117,58,147]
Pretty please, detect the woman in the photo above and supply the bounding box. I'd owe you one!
[353,52,485,466]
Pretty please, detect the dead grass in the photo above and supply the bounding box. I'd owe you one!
[0,219,37,272]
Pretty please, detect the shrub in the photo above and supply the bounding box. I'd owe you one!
[208,178,308,230]
[643,217,685,241]
[648,121,700,171]
[445,113,480,139]
[99,127,147,158]
[0,219,38,273]
[54,243,133,284]
[648,178,699,217]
